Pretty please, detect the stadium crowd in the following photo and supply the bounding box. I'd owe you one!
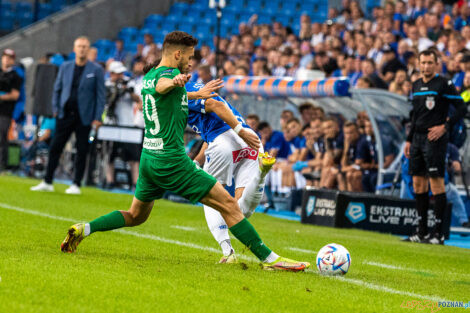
[1,1,469,226]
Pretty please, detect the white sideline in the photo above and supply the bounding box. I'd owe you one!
[0,202,452,302]
[288,247,317,254]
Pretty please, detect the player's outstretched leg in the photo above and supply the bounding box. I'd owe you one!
[61,197,154,253]
[201,182,309,271]
[237,152,276,218]
[204,204,237,263]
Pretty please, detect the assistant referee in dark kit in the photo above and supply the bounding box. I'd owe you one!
[404,49,467,244]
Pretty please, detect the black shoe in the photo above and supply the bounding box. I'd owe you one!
[402,233,426,243]
[424,233,445,245]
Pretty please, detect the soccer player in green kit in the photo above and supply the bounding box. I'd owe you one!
[61,31,309,271]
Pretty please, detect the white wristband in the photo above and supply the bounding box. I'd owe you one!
[233,123,243,134]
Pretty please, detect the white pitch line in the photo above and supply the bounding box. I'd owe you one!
[0,202,455,302]
[288,247,317,254]
[170,225,197,232]
[333,276,450,303]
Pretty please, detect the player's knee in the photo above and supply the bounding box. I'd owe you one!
[127,210,148,226]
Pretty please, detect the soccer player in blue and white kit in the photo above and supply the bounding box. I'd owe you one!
[186,82,275,263]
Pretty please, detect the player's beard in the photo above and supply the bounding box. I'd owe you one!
[178,60,189,74]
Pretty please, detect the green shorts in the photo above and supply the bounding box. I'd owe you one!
[134,151,217,203]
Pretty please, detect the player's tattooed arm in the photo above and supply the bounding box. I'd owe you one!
[188,79,224,100]
[155,74,191,94]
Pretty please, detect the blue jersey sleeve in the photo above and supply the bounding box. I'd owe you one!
[187,99,206,114]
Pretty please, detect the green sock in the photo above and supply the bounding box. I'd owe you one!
[229,218,272,261]
[89,211,126,234]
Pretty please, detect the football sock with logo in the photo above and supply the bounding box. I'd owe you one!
[204,205,234,256]
[415,192,429,236]
[86,211,126,236]
[433,193,447,235]
[238,170,265,218]
[229,218,273,261]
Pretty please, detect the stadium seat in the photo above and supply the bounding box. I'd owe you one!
[0,11,14,31]
[1,1,12,12]
[144,14,164,29]
[170,2,189,16]
[38,3,52,20]
[15,1,32,13]
[16,11,33,28]
[118,27,139,43]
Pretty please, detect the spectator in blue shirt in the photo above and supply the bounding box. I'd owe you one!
[258,121,289,159]
[113,39,127,63]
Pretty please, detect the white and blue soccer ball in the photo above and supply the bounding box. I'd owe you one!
[316,243,351,275]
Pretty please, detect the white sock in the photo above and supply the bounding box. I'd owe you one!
[263,251,280,263]
[220,240,233,256]
[84,223,91,237]
[204,205,234,255]
[238,170,266,218]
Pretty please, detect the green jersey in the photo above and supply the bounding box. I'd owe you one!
[141,66,188,157]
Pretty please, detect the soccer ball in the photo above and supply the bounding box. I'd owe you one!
[316,243,351,275]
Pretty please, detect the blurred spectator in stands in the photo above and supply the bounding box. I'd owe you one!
[388,69,408,95]
[404,24,434,52]
[298,102,315,127]
[196,65,213,84]
[460,70,470,104]
[355,119,395,192]
[31,36,105,194]
[234,66,249,76]
[340,121,362,191]
[104,61,142,190]
[356,76,374,89]
[88,47,98,63]
[381,46,406,84]
[132,44,144,66]
[0,49,22,172]
[454,53,470,90]
[142,34,154,58]
[258,121,288,158]
[245,114,260,132]
[223,60,236,76]
[252,56,268,76]
[361,58,388,89]
[393,0,407,34]
[454,4,470,31]
[130,59,145,128]
[299,41,313,69]
[319,118,343,188]
[355,111,368,134]
[296,118,324,186]
[311,23,324,47]
[280,109,294,132]
[113,39,127,63]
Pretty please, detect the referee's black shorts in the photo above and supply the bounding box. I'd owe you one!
[409,132,448,178]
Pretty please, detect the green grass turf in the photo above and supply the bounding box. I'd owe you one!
[1,175,469,313]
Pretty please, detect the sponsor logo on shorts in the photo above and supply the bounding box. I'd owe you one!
[232,147,258,163]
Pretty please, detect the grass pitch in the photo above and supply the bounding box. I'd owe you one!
[1,175,469,313]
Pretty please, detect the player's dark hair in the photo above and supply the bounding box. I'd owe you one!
[163,31,198,52]
[418,49,438,62]
[299,102,314,113]
[258,121,271,131]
